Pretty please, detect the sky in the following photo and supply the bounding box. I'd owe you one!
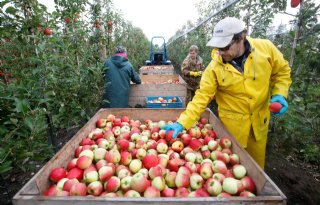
[38,0,319,42]
[113,0,199,41]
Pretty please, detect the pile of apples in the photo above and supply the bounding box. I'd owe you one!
[43,115,256,198]
[140,66,173,70]
[142,79,180,84]
[147,97,178,103]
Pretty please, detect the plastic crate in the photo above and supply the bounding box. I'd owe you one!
[146,96,182,108]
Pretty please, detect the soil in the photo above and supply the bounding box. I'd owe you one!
[1,127,319,205]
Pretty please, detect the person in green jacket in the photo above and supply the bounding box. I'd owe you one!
[181,45,205,104]
[103,46,141,108]
[163,17,292,169]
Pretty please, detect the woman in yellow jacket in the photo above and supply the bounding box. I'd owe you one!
[163,17,292,169]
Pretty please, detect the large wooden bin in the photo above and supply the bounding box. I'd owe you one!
[129,75,187,107]
[13,108,286,205]
[139,65,175,75]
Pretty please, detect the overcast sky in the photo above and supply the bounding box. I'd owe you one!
[38,0,319,42]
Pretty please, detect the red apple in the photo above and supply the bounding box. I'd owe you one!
[240,190,256,197]
[43,185,59,196]
[98,165,114,182]
[96,118,107,128]
[175,187,189,197]
[124,190,141,197]
[104,176,120,192]
[161,187,175,197]
[167,158,185,172]
[120,176,132,192]
[49,167,67,183]
[69,182,87,196]
[63,178,79,192]
[190,173,204,190]
[205,178,222,196]
[87,181,103,196]
[269,102,282,113]
[151,176,165,191]
[219,137,232,149]
[240,176,256,193]
[142,154,159,169]
[67,167,83,181]
[200,162,213,179]
[171,140,184,152]
[129,159,142,173]
[175,173,190,188]
[144,186,161,197]
[212,160,227,174]
[189,139,203,151]
[130,173,150,193]
[76,155,93,169]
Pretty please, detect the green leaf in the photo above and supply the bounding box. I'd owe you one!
[0,160,12,174]
[5,6,17,15]
[0,0,10,8]
[24,117,34,131]
[14,98,29,113]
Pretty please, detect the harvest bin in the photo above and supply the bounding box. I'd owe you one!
[139,65,175,75]
[146,96,183,108]
[13,108,286,205]
[129,75,187,107]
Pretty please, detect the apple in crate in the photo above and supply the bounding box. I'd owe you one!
[130,172,150,193]
[49,167,67,183]
[144,186,161,197]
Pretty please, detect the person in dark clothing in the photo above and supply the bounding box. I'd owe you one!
[103,46,141,108]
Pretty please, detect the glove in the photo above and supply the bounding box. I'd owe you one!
[162,122,184,139]
[189,71,202,77]
[270,94,288,116]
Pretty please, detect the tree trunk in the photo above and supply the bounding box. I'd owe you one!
[289,0,304,67]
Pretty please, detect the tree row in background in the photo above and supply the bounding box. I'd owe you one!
[0,0,149,176]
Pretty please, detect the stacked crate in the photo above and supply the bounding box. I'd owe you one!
[139,65,175,75]
[129,75,187,107]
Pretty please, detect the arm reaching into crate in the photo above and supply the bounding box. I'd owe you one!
[162,122,184,138]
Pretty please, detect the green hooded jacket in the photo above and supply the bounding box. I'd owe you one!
[103,56,141,108]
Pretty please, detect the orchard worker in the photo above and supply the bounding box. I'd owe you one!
[103,46,141,108]
[181,45,205,104]
[163,17,292,169]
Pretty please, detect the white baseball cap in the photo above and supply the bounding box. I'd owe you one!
[206,17,245,48]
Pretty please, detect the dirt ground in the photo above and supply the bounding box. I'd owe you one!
[1,127,319,205]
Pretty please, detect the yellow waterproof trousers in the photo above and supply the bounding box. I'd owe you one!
[245,128,267,169]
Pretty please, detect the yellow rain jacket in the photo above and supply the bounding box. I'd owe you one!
[177,37,292,147]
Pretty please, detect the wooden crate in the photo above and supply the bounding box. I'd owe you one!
[129,75,187,107]
[139,65,175,75]
[13,108,286,205]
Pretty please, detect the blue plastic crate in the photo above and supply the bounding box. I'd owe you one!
[146,96,182,108]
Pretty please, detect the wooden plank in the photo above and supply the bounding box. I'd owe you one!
[13,195,285,205]
[13,108,286,205]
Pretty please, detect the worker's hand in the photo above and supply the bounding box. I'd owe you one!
[189,71,202,77]
[270,94,288,116]
[162,122,184,139]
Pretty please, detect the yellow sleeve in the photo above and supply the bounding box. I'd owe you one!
[177,61,217,129]
[268,40,292,98]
